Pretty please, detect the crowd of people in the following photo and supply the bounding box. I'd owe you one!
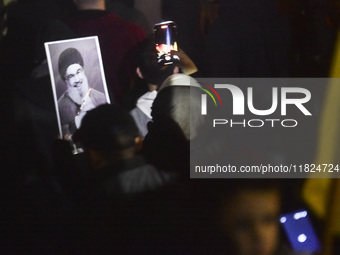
[0,0,336,254]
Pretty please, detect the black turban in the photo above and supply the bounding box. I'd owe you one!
[58,48,84,80]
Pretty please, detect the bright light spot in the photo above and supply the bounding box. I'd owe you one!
[161,25,168,29]
[280,217,287,223]
[294,211,308,220]
[298,234,307,243]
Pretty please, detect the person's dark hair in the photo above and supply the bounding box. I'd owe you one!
[75,0,97,5]
[58,47,84,80]
[73,104,140,153]
[217,178,281,196]
[193,179,282,207]
[137,36,176,87]
[106,0,135,8]
[191,178,283,231]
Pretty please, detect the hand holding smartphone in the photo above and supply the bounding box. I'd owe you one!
[153,21,180,66]
[280,210,321,253]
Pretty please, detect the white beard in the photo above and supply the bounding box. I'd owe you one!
[67,78,89,105]
[68,86,84,105]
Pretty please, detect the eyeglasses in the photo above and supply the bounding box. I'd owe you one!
[65,67,84,81]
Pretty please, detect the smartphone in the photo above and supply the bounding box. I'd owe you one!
[153,21,180,65]
[280,210,321,253]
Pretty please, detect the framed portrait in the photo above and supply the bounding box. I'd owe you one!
[45,36,111,140]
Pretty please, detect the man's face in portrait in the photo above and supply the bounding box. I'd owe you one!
[64,63,89,102]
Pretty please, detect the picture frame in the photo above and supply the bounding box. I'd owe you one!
[45,36,110,141]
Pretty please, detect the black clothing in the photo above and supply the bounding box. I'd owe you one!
[89,155,172,196]
[206,0,291,77]
[76,155,175,254]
